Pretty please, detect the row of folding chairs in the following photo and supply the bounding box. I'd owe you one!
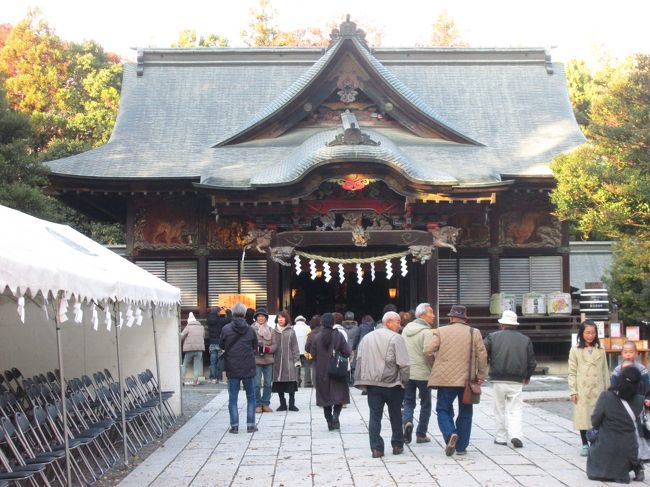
[0,367,176,485]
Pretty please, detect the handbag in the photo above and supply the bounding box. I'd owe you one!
[586,427,599,443]
[462,327,481,405]
[327,334,349,381]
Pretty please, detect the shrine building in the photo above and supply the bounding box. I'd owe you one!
[47,18,586,346]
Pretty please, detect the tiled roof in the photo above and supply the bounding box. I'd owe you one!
[47,46,585,188]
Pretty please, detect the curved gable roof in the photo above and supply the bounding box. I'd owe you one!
[215,35,481,147]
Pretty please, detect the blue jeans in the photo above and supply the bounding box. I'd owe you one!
[255,364,273,407]
[436,386,473,452]
[402,380,432,437]
[209,346,222,380]
[228,377,256,427]
[367,385,404,452]
[181,351,203,379]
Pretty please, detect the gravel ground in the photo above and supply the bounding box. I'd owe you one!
[95,382,226,486]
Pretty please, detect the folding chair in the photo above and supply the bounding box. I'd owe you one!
[0,418,53,486]
[31,406,90,486]
[2,415,66,486]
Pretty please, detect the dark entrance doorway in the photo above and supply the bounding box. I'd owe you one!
[289,269,411,321]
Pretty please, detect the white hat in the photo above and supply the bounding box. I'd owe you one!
[497,310,519,326]
[295,315,307,323]
[187,312,201,325]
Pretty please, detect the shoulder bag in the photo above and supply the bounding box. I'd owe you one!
[462,327,481,405]
[328,332,349,381]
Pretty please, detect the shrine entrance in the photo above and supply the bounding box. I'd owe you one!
[288,263,412,321]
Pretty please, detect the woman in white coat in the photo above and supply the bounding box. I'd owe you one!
[568,320,609,456]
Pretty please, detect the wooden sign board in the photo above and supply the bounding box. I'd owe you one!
[218,294,256,310]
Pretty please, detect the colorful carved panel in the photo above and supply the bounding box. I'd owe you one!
[207,217,249,250]
[447,210,490,248]
[134,198,198,251]
[499,193,561,247]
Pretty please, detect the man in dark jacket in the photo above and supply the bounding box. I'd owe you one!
[219,302,258,434]
[484,310,536,448]
[207,307,228,383]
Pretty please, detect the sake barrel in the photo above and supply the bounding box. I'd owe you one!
[522,292,546,316]
[547,292,572,316]
[490,293,517,315]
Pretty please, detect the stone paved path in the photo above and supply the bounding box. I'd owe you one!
[119,386,649,486]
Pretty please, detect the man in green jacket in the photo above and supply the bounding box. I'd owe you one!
[402,303,436,444]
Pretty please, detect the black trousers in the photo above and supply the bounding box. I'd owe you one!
[366,385,404,452]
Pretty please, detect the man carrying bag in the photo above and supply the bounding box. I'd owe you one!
[426,305,487,457]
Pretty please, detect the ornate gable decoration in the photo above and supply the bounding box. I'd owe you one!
[215,17,481,148]
[329,14,369,49]
[327,110,380,147]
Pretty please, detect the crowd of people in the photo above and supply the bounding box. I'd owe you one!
[181,303,650,482]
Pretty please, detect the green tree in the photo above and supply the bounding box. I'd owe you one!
[430,10,468,47]
[172,29,229,48]
[0,10,121,153]
[565,59,595,126]
[551,54,650,321]
[0,85,55,218]
[604,239,650,323]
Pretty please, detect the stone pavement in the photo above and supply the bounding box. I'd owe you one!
[119,384,649,487]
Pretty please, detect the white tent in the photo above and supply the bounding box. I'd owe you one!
[0,205,182,482]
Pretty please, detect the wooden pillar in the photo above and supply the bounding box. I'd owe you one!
[281,264,291,312]
[427,249,439,326]
[197,255,208,315]
[489,200,501,295]
[266,253,280,313]
[125,198,136,257]
[560,220,571,293]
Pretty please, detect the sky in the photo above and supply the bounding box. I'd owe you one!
[3,0,650,65]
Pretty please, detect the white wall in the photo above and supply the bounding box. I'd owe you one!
[0,296,181,414]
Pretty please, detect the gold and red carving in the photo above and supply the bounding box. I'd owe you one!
[134,199,197,251]
[499,193,561,247]
[207,218,248,250]
[328,174,378,191]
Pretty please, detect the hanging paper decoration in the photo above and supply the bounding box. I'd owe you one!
[338,264,345,283]
[370,262,376,281]
[16,291,25,323]
[91,303,99,331]
[42,298,49,321]
[294,255,302,275]
[323,262,332,282]
[356,263,364,284]
[385,260,393,280]
[73,298,83,324]
[118,311,124,328]
[400,256,408,277]
[125,305,135,327]
[104,307,112,331]
[57,293,68,323]
[309,259,317,280]
[135,307,143,326]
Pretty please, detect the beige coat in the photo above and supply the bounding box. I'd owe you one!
[567,345,609,430]
[181,323,205,352]
[425,323,487,388]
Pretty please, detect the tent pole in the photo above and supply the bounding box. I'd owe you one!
[151,304,165,436]
[114,301,129,465]
[177,304,183,416]
[55,291,72,487]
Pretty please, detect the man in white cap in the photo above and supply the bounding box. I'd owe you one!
[484,310,537,448]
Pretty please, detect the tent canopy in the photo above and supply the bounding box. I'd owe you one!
[0,205,180,306]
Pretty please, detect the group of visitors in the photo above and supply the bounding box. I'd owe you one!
[184,301,650,482]
[205,300,536,463]
[569,320,650,483]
